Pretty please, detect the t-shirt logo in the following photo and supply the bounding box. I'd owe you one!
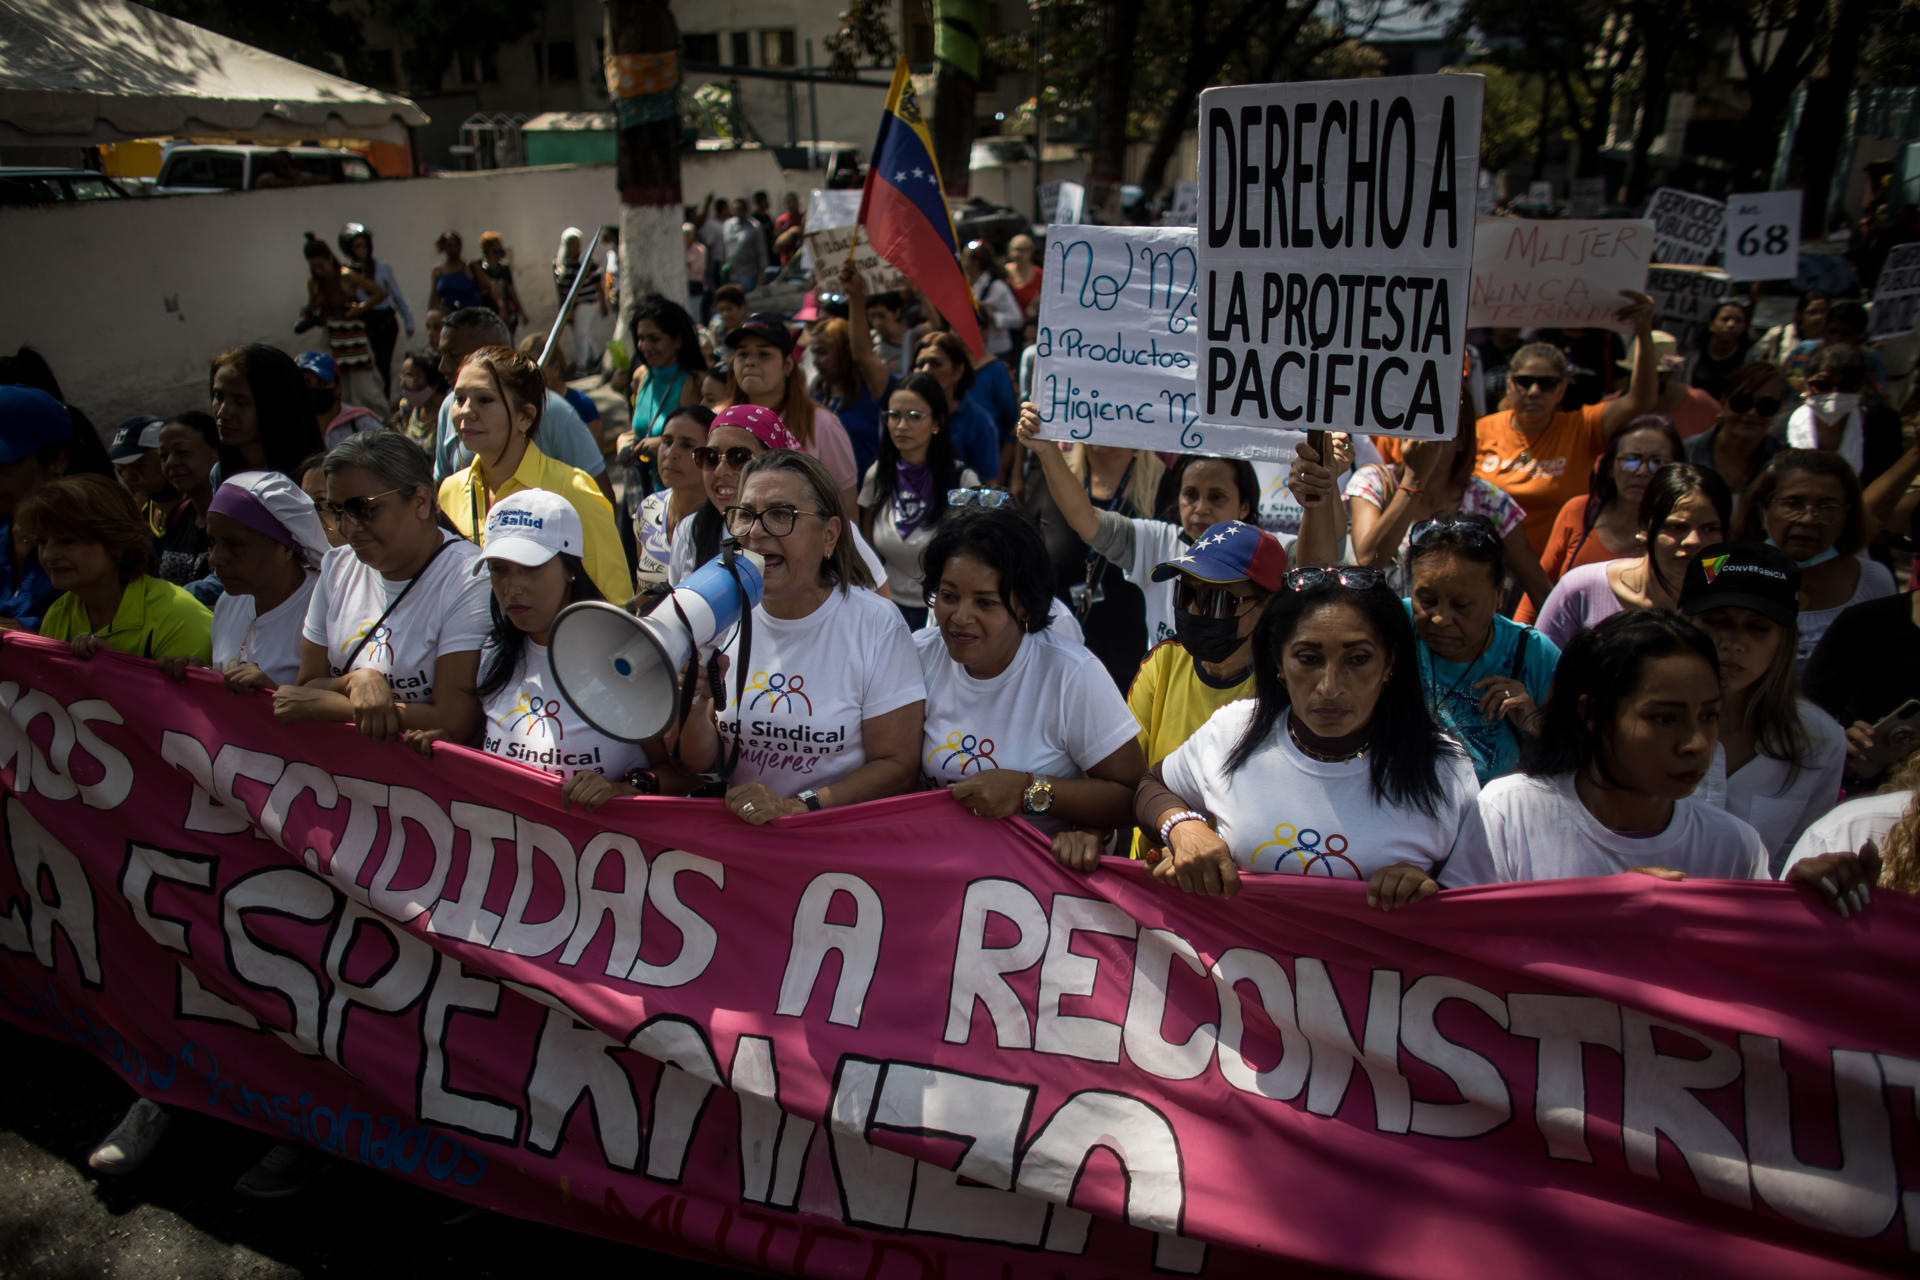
[747,670,811,714]
[505,693,564,739]
[928,731,996,774]
[350,621,394,664]
[1250,823,1359,877]
[1700,553,1729,582]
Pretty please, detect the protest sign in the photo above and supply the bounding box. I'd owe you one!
[1870,242,1920,340]
[797,188,865,274]
[4,634,1919,1279]
[1040,180,1086,226]
[1569,176,1606,218]
[1647,265,1735,350]
[1032,225,1289,459]
[1468,218,1655,332]
[1161,179,1199,227]
[1725,190,1804,282]
[1196,74,1483,441]
[804,223,905,292]
[1646,187,1726,266]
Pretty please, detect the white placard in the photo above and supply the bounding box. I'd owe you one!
[1870,242,1920,340]
[1526,180,1553,206]
[1569,176,1605,218]
[1195,74,1483,440]
[1647,265,1734,350]
[1031,225,1288,459]
[1468,218,1654,332]
[1053,180,1085,227]
[1039,181,1061,223]
[1645,187,1726,266]
[1723,190,1803,282]
[797,188,866,275]
[1159,180,1198,227]
[804,224,905,292]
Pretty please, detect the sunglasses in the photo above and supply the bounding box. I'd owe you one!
[1617,455,1669,474]
[1284,566,1387,593]
[1173,578,1260,619]
[694,445,758,470]
[1509,374,1563,393]
[948,487,1014,509]
[1408,515,1499,549]
[1726,392,1783,416]
[319,488,405,526]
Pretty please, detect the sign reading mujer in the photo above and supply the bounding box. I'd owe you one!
[3,633,1919,1279]
[1196,74,1483,440]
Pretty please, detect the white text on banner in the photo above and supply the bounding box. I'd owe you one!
[1196,74,1484,440]
[1467,218,1654,332]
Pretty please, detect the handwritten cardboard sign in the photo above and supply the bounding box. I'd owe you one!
[1468,218,1654,332]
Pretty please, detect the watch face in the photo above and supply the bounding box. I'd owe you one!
[1025,780,1053,813]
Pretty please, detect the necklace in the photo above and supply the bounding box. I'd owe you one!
[1288,718,1367,763]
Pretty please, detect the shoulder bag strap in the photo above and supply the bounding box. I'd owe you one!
[338,537,457,674]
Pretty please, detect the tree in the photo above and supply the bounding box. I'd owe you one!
[1696,0,1834,192]
[372,0,541,94]
[826,0,899,78]
[930,0,990,198]
[604,1,684,339]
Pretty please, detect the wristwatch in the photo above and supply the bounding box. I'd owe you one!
[797,788,823,811]
[1021,775,1054,815]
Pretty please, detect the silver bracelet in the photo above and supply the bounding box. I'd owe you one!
[1157,809,1207,848]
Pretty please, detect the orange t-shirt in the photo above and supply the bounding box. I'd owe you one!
[1516,493,1625,623]
[1475,402,1607,553]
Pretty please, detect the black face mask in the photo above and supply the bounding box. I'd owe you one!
[310,388,336,415]
[1175,610,1244,664]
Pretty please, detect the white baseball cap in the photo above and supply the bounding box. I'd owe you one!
[480,489,583,567]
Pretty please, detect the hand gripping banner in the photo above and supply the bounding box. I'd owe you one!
[2,632,1917,1277]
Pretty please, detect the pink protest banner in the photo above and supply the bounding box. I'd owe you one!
[1,630,1916,1277]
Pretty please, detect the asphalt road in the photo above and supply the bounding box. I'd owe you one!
[0,1024,753,1279]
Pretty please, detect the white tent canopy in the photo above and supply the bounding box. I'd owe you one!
[0,0,427,147]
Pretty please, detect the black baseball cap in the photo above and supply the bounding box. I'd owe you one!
[725,312,795,357]
[1679,542,1800,628]
[109,415,165,461]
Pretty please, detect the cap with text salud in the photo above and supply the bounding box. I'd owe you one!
[1678,541,1800,629]
[480,489,583,569]
[1149,520,1289,591]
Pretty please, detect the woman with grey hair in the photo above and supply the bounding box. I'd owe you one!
[272,431,489,747]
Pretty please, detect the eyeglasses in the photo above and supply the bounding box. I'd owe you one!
[1770,497,1846,520]
[723,504,831,538]
[320,488,405,526]
[1173,578,1260,619]
[1616,455,1670,474]
[1509,374,1563,393]
[1284,566,1387,593]
[1408,515,1499,550]
[948,488,1014,509]
[886,408,931,425]
[694,445,758,471]
[1726,392,1784,416]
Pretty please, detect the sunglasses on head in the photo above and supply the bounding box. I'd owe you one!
[1173,577,1260,619]
[1726,392,1783,416]
[1408,515,1499,550]
[948,487,1013,509]
[1284,566,1387,593]
[1509,374,1563,393]
[694,445,757,470]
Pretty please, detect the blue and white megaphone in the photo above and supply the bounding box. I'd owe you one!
[547,548,764,743]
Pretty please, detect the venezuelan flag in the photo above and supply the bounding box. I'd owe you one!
[856,58,986,357]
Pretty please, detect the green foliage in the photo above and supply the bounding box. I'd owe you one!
[826,0,899,77]
[1445,63,1537,173]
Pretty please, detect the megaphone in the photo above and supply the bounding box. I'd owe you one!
[547,548,765,742]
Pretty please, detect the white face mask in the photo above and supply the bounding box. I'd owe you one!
[1806,391,1860,422]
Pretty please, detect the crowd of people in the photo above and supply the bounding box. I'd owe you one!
[1,194,1915,1197]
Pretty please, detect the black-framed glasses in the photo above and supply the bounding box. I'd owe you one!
[1509,374,1563,393]
[1408,515,1499,549]
[1726,392,1783,416]
[948,487,1013,509]
[695,445,757,471]
[1172,578,1260,619]
[723,504,831,538]
[1617,455,1669,474]
[886,408,931,425]
[1284,566,1387,593]
[319,488,405,526]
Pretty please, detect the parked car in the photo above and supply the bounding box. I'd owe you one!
[151,145,378,196]
[0,168,130,205]
[951,198,1034,252]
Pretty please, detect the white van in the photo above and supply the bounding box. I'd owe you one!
[151,145,378,196]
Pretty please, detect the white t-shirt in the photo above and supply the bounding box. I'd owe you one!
[1158,704,1479,880]
[915,626,1140,834]
[479,641,650,782]
[1782,789,1912,876]
[668,515,888,590]
[301,535,492,703]
[211,575,317,685]
[858,465,980,599]
[1796,555,1896,675]
[917,598,1085,646]
[1694,702,1849,875]
[1443,771,1770,886]
[715,585,926,795]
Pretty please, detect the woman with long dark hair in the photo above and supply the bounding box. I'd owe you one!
[859,372,977,625]
[1533,463,1732,649]
[209,345,324,484]
[722,315,859,503]
[620,294,706,486]
[636,405,713,589]
[1523,414,1684,609]
[1136,566,1479,909]
[1690,299,1753,400]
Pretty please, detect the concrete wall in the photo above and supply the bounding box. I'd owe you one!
[0,154,786,432]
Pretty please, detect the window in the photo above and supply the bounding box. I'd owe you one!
[547,41,578,81]
[67,176,124,200]
[759,29,796,69]
[340,158,375,183]
[729,31,751,67]
[683,32,719,64]
[160,151,244,189]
